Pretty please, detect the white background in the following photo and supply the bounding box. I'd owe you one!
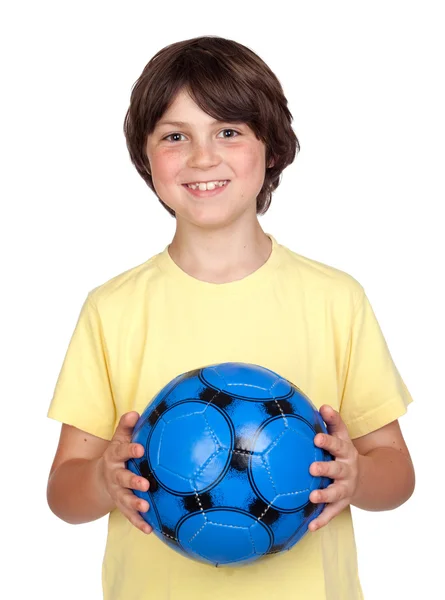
[1,1,444,598]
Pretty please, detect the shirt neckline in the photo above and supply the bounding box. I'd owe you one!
[157,234,281,293]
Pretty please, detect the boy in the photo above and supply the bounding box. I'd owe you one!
[47,36,415,599]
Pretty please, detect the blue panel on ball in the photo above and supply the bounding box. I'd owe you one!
[150,401,233,494]
[202,363,293,400]
[151,487,186,534]
[156,376,207,411]
[177,509,272,565]
[250,415,324,511]
[287,387,322,425]
[270,509,316,549]
[210,465,257,509]
[227,399,269,446]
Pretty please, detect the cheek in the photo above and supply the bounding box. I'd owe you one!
[231,147,267,200]
[232,145,266,177]
[151,149,183,180]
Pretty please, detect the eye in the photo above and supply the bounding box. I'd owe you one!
[163,133,186,142]
[217,129,240,139]
[162,129,240,142]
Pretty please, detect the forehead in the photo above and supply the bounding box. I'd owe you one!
[156,90,230,129]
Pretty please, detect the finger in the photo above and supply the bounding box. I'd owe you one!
[310,482,348,505]
[308,497,350,532]
[115,467,150,492]
[117,492,152,534]
[310,459,348,480]
[122,506,152,535]
[113,412,141,442]
[120,488,150,514]
[319,405,350,440]
[314,433,349,458]
[112,440,145,463]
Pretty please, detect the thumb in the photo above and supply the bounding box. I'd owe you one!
[113,411,140,441]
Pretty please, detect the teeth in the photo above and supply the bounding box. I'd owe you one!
[186,180,228,191]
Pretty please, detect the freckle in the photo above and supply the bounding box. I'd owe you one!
[84,438,87,442]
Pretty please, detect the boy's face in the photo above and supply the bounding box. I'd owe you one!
[145,89,270,229]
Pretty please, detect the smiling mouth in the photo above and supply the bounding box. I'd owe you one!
[182,180,231,197]
[183,180,230,191]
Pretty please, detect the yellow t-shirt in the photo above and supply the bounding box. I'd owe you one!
[48,234,413,600]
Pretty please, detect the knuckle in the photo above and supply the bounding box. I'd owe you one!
[113,468,123,487]
[110,440,122,460]
[122,490,137,511]
[127,512,138,528]
[117,468,131,489]
[115,497,127,515]
[337,484,346,501]
[131,496,141,511]
[130,513,145,531]
[131,443,142,458]
[132,493,142,507]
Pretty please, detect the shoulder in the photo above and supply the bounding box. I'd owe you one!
[85,250,165,314]
[275,239,365,312]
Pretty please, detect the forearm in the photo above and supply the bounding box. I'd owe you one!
[350,447,415,511]
[47,457,115,524]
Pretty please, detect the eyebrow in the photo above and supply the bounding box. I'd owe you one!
[157,120,193,127]
[156,119,239,129]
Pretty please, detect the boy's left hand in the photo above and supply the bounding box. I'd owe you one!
[308,405,360,532]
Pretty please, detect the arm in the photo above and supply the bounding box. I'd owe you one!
[350,419,415,511]
[309,406,415,531]
[47,412,152,533]
[47,424,115,524]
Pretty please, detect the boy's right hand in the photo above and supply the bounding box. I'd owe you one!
[98,411,152,534]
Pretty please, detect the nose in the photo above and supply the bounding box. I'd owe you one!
[187,139,222,170]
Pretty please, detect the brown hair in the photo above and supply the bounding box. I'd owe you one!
[123,36,300,217]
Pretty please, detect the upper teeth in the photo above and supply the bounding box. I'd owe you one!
[187,180,228,191]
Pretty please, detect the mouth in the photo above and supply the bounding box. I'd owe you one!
[182,180,231,198]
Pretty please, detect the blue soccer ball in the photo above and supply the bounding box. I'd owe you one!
[127,362,332,567]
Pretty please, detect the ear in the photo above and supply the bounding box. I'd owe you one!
[267,158,275,169]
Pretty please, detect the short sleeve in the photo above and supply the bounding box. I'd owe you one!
[47,293,116,440]
[340,288,413,439]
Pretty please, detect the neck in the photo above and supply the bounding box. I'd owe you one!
[168,219,272,284]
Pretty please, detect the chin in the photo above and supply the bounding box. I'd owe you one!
[187,204,252,230]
